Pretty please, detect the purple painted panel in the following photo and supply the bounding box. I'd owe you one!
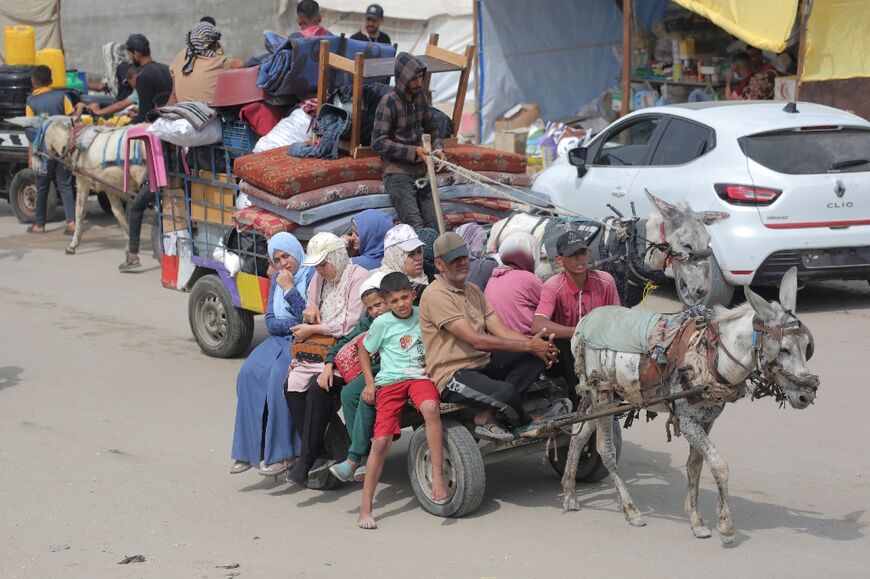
[191,256,242,308]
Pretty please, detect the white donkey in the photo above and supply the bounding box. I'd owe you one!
[41,118,147,255]
[487,191,728,307]
[561,267,819,544]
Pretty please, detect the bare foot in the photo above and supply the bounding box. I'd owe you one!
[358,513,377,530]
[430,480,448,503]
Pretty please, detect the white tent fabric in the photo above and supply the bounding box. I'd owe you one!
[0,0,62,64]
[318,0,472,21]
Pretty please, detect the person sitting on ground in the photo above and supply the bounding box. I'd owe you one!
[373,224,428,300]
[531,231,619,392]
[455,222,498,290]
[357,272,447,529]
[295,0,331,38]
[284,232,370,486]
[484,232,543,336]
[124,34,172,124]
[321,272,390,484]
[169,21,244,104]
[24,65,77,236]
[345,209,394,270]
[230,233,313,477]
[83,66,140,118]
[372,53,444,230]
[351,4,391,45]
[419,232,557,441]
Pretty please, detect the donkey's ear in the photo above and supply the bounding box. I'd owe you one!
[646,189,679,219]
[779,267,798,313]
[745,285,777,321]
[700,211,730,225]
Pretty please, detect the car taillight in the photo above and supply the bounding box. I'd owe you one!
[714,184,781,205]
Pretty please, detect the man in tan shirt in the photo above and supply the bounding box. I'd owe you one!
[169,21,244,103]
[419,233,557,441]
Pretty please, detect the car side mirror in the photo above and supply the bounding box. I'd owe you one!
[568,146,588,177]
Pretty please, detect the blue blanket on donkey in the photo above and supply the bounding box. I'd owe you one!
[578,306,662,353]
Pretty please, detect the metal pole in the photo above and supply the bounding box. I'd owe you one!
[422,134,446,234]
[621,0,633,117]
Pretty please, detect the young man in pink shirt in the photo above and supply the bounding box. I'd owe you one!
[531,231,620,389]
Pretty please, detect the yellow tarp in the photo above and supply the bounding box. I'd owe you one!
[672,0,799,53]
[802,0,870,81]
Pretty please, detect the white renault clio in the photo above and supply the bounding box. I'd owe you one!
[533,101,870,306]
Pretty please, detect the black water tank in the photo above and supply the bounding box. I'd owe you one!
[0,65,33,119]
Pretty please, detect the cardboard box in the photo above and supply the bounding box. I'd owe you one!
[190,170,236,226]
[494,103,541,133]
[161,188,188,233]
[494,128,529,154]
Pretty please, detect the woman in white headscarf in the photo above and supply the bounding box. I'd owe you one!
[283,232,369,486]
[373,224,428,301]
[484,231,543,336]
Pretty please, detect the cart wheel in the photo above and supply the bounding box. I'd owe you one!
[188,274,254,358]
[408,418,485,518]
[548,418,623,483]
[9,169,56,224]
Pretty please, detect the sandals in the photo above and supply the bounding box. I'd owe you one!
[258,458,293,477]
[328,460,357,483]
[118,253,142,273]
[530,398,573,422]
[474,419,515,442]
[27,225,46,234]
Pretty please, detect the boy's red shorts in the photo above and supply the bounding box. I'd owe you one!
[373,378,440,439]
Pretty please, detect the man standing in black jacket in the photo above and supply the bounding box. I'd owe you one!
[351,4,391,45]
[125,34,172,124]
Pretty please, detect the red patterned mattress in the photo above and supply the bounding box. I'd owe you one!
[239,179,384,211]
[233,145,528,199]
[232,206,299,238]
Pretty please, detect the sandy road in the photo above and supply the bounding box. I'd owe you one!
[1,204,869,578]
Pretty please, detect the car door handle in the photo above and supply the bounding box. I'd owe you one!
[611,188,626,198]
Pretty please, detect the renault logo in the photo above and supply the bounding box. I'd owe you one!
[834,180,846,198]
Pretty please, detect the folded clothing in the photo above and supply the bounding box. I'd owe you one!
[150,101,217,130]
[232,205,298,238]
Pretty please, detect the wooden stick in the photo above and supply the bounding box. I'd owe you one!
[316,39,329,113]
[421,134,445,234]
[621,0,633,117]
[795,0,812,99]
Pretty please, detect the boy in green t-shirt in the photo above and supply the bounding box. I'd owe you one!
[357,272,446,529]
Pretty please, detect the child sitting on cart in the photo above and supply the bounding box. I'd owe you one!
[356,272,447,529]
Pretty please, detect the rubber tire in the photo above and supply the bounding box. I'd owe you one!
[548,418,623,483]
[314,413,353,491]
[9,168,56,224]
[188,274,255,358]
[408,418,485,518]
[675,254,735,309]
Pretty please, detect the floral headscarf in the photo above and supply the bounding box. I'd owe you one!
[455,222,488,259]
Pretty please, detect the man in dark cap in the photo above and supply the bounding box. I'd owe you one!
[351,4,391,45]
[532,230,620,388]
[124,33,172,124]
[419,233,557,441]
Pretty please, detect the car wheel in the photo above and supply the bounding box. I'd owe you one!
[675,255,735,308]
[188,275,255,358]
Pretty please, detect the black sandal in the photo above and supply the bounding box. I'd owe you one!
[474,419,515,441]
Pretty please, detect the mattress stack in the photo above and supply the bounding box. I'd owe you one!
[231,145,533,240]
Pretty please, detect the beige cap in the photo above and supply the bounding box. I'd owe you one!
[302,232,346,266]
[433,231,469,262]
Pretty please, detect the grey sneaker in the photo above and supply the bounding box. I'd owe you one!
[118,253,141,272]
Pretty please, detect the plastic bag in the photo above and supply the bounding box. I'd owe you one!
[253,108,313,153]
[148,117,222,147]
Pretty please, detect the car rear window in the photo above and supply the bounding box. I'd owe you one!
[741,127,870,174]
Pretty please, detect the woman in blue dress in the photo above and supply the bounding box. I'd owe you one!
[230,232,313,476]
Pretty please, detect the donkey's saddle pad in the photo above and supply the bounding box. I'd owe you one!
[579,306,662,353]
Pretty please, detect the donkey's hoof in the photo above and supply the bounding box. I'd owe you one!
[562,494,581,512]
[65,246,76,255]
[692,525,712,539]
[719,532,735,546]
[628,515,647,527]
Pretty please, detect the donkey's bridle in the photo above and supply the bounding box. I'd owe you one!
[752,311,815,363]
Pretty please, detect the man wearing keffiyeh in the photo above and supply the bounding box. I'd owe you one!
[169,22,244,103]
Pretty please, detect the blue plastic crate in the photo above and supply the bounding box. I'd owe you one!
[222,120,257,157]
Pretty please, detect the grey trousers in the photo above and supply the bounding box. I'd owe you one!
[383,172,438,230]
